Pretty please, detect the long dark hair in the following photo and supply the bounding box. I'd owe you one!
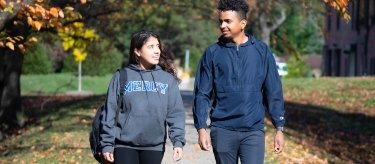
[129,30,180,82]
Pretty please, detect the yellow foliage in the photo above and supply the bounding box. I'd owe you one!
[72,48,87,62]
[73,22,84,28]
[62,38,75,51]
[83,29,96,40]
[57,21,98,62]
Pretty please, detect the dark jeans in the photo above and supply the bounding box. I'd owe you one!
[210,126,265,164]
[114,147,164,164]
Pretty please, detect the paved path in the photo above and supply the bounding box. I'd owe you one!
[162,90,216,164]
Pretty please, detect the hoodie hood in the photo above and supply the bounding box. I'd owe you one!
[127,63,162,72]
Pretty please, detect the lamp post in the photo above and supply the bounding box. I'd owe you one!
[78,61,82,92]
[184,49,190,71]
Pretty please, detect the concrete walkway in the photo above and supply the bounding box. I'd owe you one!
[162,89,216,164]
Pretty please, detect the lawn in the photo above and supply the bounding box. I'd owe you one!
[21,73,112,95]
[282,77,375,163]
[0,74,374,163]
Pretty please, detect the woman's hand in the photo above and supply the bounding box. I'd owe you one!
[102,152,114,163]
[173,147,183,162]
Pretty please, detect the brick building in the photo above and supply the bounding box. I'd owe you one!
[324,0,375,76]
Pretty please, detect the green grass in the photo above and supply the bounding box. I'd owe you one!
[282,77,375,91]
[1,96,100,164]
[365,98,375,107]
[282,77,375,113]
[21,73,112,95]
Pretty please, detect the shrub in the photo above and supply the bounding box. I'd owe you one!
[22,42,53,75]
[285,56,310,78]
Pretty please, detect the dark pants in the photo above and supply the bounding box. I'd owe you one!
[210,126,265,164]
[114,147,164,164]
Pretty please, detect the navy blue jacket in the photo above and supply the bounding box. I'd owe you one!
[193,35,285,131]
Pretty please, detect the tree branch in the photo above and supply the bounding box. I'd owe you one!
[270,8,286,31]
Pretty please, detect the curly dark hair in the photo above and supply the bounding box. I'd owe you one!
[128,30,180,83]
[217,0,249,20]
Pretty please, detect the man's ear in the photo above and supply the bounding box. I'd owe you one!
[240,19,247,31]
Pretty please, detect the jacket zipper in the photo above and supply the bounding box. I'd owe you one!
[235,45,240,85]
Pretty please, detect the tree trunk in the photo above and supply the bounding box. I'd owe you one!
[258,9,286,46]
[260,27,272,46]
[0,48,24,138]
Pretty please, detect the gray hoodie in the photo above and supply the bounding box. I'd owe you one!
[100,64,185,153]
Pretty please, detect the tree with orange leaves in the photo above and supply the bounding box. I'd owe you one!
[0,0,90,136]
[325,0,351,21]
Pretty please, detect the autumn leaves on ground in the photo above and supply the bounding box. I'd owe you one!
[0,77,374,163]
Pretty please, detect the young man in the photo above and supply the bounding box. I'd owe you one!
[192,0,285,163]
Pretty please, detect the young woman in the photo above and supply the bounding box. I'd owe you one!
[100,30,185,164]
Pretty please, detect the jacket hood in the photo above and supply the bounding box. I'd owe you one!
[218,34,256,48]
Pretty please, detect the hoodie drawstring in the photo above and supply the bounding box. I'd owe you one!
[138,71,150,100]
[150,70,162,101]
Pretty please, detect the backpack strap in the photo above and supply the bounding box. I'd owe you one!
[118,68,128,96]
[114,68,127,144]
[115,68,127,117]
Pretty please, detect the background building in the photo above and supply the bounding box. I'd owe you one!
[324,0,375,76]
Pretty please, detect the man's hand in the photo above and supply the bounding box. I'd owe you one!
[274,130,284,154]
[198,128,212,151]
[102,152,114,163]
[173,147,183,162]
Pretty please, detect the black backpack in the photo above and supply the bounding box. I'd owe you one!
[89,68,127,163]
